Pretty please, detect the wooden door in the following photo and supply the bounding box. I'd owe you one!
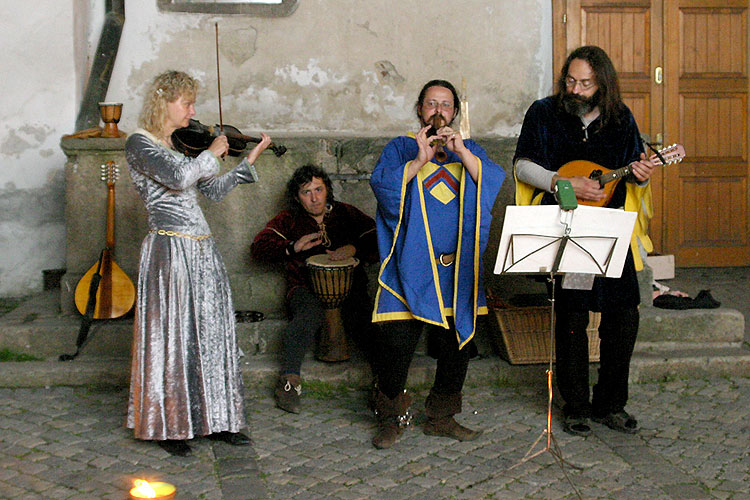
[664,1,749,266]
[553,0,750,266]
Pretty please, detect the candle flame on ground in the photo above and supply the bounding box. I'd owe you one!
[133,479,156,498]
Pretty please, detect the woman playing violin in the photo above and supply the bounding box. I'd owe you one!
[125,70,271,456]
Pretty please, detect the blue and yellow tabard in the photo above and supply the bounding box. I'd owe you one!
[370,134,505,349]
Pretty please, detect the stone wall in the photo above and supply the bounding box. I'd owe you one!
[60,135,518,317]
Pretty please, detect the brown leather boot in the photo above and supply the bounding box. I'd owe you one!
[274,374,302,414]
[371,390,412,449]
[423,390,482,441]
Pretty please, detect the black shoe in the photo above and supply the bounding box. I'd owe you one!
[693,289,721,309]
[207,431,252,446]
[157,439,191,456]
[592,411,639,434]
[562,415,592,437]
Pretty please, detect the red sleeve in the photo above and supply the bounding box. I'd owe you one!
[250,211,295,263]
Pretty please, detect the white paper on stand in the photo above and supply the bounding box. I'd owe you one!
[493,205,637,278]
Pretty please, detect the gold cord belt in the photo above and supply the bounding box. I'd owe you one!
[150,229,211,241]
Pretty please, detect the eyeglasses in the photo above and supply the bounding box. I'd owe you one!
[565,76,596,90]
[422,100,454,110]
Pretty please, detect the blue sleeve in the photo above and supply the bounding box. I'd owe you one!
[513,99,554,171]
[466,140,505,252]
[622,107,646,165]
[370,137,416,231]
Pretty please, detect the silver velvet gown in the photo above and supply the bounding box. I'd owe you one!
[125,129,256,441]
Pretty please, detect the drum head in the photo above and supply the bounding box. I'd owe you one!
[305,254,359,268]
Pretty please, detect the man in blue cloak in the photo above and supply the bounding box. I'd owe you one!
[369,79,505,449]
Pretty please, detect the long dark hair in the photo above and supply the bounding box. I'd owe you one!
[555,46,625,128]
[285,164,334,212]
[414,79,460,123]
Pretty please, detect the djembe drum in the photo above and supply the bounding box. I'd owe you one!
[305,254,359,362]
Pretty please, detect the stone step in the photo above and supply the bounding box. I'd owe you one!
[2,345,749,390]
[630,346,750,382]
[3,295,745,360]
[2,291,748,389]
[639,305,744,343]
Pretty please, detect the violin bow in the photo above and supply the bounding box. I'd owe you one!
[215,22,224,133]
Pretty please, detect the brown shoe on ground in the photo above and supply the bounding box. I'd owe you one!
[274,374,302,414]
[423,390,482,441]
[423,416,482,441]
[372,421,404,449]
[371,390,412,449]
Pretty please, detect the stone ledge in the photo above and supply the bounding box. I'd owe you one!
[2,291,748,389]
[3,346,749,390]
[2,294,747,365]
[639,305,744,343]
[630,347,750,382]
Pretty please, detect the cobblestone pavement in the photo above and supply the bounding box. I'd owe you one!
[0,376,748,500]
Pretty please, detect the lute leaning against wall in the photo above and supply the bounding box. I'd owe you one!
[74,160,135,319]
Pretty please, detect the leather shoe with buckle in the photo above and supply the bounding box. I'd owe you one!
[207,431,252,446]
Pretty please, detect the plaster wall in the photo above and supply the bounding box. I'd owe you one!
[0,0,81,295]
[0,0,553,297]
[108,0,552,136]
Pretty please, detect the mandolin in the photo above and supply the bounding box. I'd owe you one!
[74,161,135,319]
[558,143,686,207]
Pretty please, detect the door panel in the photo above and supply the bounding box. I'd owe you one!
[582,8,649,75]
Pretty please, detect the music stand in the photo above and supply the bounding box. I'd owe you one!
[493,203,635,488]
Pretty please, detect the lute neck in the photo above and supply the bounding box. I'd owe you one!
[106,183,116,252]
[598,165,631,186]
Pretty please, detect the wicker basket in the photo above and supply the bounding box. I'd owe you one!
[491,305,601,365]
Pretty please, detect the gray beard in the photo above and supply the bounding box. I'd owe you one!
[562,93,598,117]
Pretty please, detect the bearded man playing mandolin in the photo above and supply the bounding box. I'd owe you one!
[514,46,658,438]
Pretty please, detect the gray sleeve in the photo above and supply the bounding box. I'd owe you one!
[514,158,556,193]
[196,158,258,202]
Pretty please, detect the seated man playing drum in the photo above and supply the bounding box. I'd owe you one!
[251,164,379,413]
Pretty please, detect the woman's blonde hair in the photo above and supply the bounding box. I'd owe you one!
[138,70,198,137]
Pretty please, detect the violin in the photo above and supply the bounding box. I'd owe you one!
[171,118,287,158]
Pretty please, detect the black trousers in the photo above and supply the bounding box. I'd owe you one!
[552,247,641,418]
[281,279,376,375]
[555,307,639,418]
[374,319,471,400]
